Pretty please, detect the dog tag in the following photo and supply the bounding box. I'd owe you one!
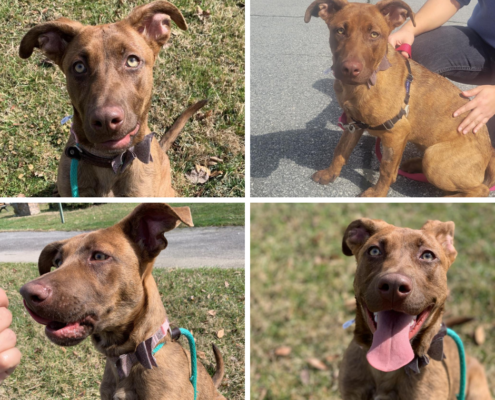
[61,115,73,125]
[342,318,355,329]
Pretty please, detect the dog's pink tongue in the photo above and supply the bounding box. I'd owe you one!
[367,310,414,372]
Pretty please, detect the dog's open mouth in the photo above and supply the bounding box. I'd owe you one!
[23,300,95,346]
[99,124,140,151]
[363,305,433,372]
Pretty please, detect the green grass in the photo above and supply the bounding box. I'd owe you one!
[0,202,244,231]
[0,263,245,400]
[0,0,244,197]
[251,203,495,400]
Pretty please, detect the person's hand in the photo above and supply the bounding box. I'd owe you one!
[454,85,495,134]
[0,288,21,384]
[388,27,415,58]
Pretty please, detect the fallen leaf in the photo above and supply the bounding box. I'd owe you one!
[185,164,210,184]
[300,369,310,385]
[474,325,485,345]
[225,281,229,288]
[197,351,206,359]
[344,298,356,311]
[210,156,223,163]
[306,357,328,371]
[217,329,225,338]
[210,171,223,178]
[274,346,291,357]
[325,354,339,362]
[208,310,217,316]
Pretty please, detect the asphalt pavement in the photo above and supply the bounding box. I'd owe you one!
[250,0,492,197]
[0,227,245,269]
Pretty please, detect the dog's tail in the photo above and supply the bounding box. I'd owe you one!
[159,100,208,151]
[211,343,225,389]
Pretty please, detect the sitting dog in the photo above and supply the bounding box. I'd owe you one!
[20,203,226,399]
[340,218,492,399]
[19,2,205,197]
[305,0,495,197]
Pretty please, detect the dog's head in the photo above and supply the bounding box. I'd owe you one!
[342,218,456,372]
[305,0,415,85]
[19,203,193,347]
[19,1,187,154]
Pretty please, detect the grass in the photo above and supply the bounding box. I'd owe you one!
[251,203,495,400]
[0,202,244,231]
[0,263,245,400]
[0,0,244,197]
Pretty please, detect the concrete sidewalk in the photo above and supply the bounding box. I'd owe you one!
[0,227,245,269]
[250,0,489,197]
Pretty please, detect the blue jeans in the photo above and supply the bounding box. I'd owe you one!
[412,26,495,140]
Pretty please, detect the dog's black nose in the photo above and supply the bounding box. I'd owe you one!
[20,282,52,305]
[341,60,362,78]
[377,273,412,304]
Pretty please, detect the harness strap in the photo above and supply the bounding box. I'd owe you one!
[348,58,413,131]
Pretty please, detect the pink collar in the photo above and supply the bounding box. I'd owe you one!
[109,318,170,379]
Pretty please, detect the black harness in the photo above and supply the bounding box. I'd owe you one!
[346,58,413,131]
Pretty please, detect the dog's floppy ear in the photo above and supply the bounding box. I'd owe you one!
[19,18,83,66]
[421,220,457,264]
[122,203,194,262]
[126,0,187,54]
[304,0,348,23]
[38,241,65,275]
[376,0,416,30]
[342,218,390,256]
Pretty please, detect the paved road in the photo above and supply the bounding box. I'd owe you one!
[250,0,492,197]
[0,227,245,269]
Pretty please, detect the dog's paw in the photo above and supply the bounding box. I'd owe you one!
[312,169,339,185]
[358,187,387,197]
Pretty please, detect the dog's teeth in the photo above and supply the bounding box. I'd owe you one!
[373,312,378,323]
[410,320,415,327]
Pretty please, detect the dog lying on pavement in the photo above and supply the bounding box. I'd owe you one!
[305,0,495,197]
[339,218,492,399]
[19,1,205,197]
[20,203,226,399]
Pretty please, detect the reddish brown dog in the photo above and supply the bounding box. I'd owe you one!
[340,218,492,399]
[20,2,205,197]
[305,0,495,197]
[20,204,226,399]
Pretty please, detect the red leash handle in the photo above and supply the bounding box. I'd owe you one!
[395,43,412,59]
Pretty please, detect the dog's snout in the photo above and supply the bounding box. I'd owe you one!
[20,282,52,305]
[341,60,362,78]
[377,274,412,303]
[91,106,125,133]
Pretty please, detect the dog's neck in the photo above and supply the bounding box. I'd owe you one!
[92,273,167,358]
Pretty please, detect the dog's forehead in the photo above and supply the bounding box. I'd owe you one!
[68,23,154,60]
[330,3,387,30]
[370,227,442,251]
[59,226,132,253]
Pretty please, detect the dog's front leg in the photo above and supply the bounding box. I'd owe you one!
[359,128,408,197]
[312,128,364,185]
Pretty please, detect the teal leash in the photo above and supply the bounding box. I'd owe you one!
[152,328,197,400]
[179,328,198,400]
[70,144,80,197]
[446,328,466,400]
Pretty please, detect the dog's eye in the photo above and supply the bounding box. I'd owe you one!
[53,258,62,268]
[370,31,379,38]
[92,252,109,261]
[420,251,436,261]
[73,62,87,74]
[126,56,140,68]
[368,246,381,256]
[336,28,345,35]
